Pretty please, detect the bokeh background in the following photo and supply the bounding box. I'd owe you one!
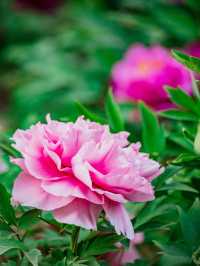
[1,2,200,265]
[1,0,200,131]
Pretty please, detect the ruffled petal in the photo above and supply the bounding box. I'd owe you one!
[53,199,102,230]
[12,172,73,210]
[103,200,134,240]
[125,181,155,202]
[41,178,103,204]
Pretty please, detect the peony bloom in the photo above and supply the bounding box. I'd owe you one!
[11,115,162,239]
[105,232,144,266]
[111,44,192,111]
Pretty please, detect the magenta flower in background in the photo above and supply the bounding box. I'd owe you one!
[186,42,200,58]
[111,44,192,111]
[105,232,144,266]
[11,115,162,239]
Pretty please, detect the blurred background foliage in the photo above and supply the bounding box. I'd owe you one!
[1,0,200,129]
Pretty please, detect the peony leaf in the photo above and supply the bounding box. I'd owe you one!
[166,86,200,116]
[18,209,41,230]
[159,109,198,122]
[177,207,198,251]
[0,184,16,225]
[76,102,106,124]
[105,90,124,132]
[0,239,24,255]
[157,182,198,193]
[82,234,123,257]
[172,50,200,73]
[24,249,41,266]
[139,102,165,155]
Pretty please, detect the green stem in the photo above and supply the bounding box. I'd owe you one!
[71,226,80,255]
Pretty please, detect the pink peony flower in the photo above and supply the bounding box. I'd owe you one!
[111,44,192,111]
[105,232,144,266]
[11,115,162,239]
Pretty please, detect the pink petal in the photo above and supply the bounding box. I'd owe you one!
[103,200,134,240]
[12,172,73,210]
[25,153,62,180]
[125,181,155,202]
[71,142,95,188]
[121,246,140,264]
[53,199,102,230]
[41,178,103,204]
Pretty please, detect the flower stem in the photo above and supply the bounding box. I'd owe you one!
[71,226,80,255]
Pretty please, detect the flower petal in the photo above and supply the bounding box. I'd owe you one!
[12,172,73,210]
[103,200,134,240]
[53,199,102,230]
[41,178,103,204]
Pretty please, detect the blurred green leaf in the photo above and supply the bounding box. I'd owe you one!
[153,5,198,41]
[166,87,200,115]
[24,249,41,266]
[139,102,165,154]
[160,109,198,122]
[177,207,197,251]
[0,239,24,255]
[172,50,200,73]
[153,165,181,190]
[105,90,124,132]
[0,184,16,225]
[18,209,40,230]
[157,182,198,193]
[82,234,123,257]
[134,197,172,230]
[172,153,200,167]
[76,102,106,124]
[154,241,192,265]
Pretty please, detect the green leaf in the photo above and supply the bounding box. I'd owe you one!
[167,133,194,152]
[139,102,165,154]
[172,50,200,73]
[1,260,17,266]
[18,209,40,230]
[0,223,11,232]
[134,197,173,230]
[0,184,16,225]
[153,166,181,189]
[154,241,192,265]
[166,87,200,115]
[177,207,197,250]
[160,254,191,266]
[160,109,198,122]
[83,234,123,257]
[105,90,124,132]
[75,102,106,124]
[172,153,200,166]
[24,249,41,266]
[157,182,198,193]
[0,239,24,255]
